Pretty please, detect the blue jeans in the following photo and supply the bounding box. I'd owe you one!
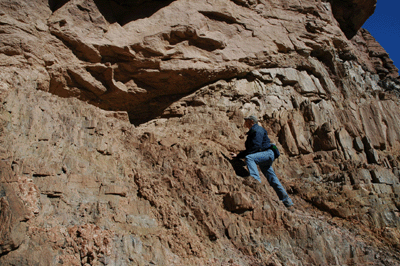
[245,150,293,207]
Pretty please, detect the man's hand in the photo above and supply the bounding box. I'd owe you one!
[230,152,237,158]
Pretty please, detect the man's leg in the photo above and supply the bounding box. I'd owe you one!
[245,152,268,183]
[260,165,293,207]
[246,151,294,207]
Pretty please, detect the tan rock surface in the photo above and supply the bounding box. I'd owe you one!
[1,0,400,265]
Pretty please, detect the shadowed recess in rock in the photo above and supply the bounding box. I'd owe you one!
[48,0,70,12]
[94,0,176,25]
[221,152,250,178]
[329,0,376,39]
[127,92,190,125]
[49,0,175,24]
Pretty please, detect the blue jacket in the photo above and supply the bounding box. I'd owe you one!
[237,124,272,158]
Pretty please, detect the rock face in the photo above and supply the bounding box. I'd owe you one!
[329,0,376,39]
[1,0,400,265]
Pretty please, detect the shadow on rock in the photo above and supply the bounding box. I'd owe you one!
[221,152,249,178]
[94,0,176,25]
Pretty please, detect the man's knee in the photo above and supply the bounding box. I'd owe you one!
[245,154,253,162]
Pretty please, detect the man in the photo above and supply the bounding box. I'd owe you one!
[231,115,294,209]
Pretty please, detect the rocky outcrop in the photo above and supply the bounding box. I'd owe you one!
[330,0,377,39]
[1,0,400,265]
[3,0,389,125]
[352,28,399,79]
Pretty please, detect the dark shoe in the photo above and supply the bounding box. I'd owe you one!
[286,205,295,212]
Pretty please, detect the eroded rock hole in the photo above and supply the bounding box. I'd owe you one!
[94,0,175,25]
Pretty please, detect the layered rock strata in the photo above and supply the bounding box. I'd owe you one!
[1,0,400,265]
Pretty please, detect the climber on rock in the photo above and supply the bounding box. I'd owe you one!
[230,115,294,210]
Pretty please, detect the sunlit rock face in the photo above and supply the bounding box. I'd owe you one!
[1,0,400,265]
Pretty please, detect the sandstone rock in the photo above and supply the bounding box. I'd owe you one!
[370,168,399,185]
[314,122,337,151]
[366,148,380,164]
[352,28,399,79]
[280,123,299,156]
[330,0,376,39]
[1,0,400,265]
[336,128,356,160]
[223,192,254,213]
[353,136,364,152]
[0,163,29,255]
[360,105,387,150]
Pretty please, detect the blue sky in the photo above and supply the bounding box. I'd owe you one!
[363,0,400,70]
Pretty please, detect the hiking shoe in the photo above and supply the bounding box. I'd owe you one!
[286,205,295,212]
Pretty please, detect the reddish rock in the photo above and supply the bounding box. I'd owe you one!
[223,192,255,213]
[1,0,400,265]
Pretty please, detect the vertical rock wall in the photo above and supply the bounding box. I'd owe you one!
[1,0,400,265]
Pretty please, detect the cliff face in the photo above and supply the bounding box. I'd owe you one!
[1,0,400,265]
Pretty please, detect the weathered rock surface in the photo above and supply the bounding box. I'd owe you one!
[330,0,376,39]
[1,0,400,265]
